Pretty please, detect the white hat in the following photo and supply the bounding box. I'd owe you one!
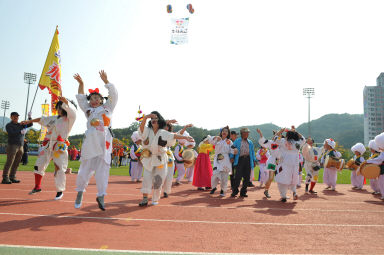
[198,135,211,148]
[185,140,196,148]
[374,132,384,150]
[178,130,190,145]
[324,138,336,149]
[368,140,380,152]
[351,143,366,155]
[131,131,141,143]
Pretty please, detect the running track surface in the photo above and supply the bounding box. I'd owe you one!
[0,172,383,255]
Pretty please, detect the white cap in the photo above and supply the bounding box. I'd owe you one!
[374,132,384,150]
[131,131,141,143]
[368,140,380,152]
[351,143,366,155]
[178,130,190,145]
[324,138,336,149]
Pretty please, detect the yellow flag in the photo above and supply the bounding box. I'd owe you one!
[38,103,49,142]
[38,26,62,115]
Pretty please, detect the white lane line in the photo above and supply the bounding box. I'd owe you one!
[0,197,383,214]
[0,244,351,255]
[0,212,383,228]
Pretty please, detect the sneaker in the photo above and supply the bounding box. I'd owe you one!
[330,187,336,191]
[74,191,83,209]
[152,201,159,205]
[96,195,106,211]
[230,192,238,198]
[139,197,148,207]
[309,190,317,194]
[264,190,271,198]
[240,194,248,198]
[1,178,11,184]
[10,178,20,183]
[281,198,287,203]
[163,192,168,198]
[54,192,63,200]
[210,187,217,194]
[29,188,42,195]
[219,190,225,197]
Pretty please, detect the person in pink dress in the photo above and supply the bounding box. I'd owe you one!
[193,136,214,190]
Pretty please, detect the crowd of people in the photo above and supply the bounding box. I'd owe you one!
[2,70,384,211]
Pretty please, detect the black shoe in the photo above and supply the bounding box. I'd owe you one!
[205,187,212,190]
[220,189,224,195]
[55,192,63,200]
[163,192,168,198]
[197,187,204,191]
[281,198,287,202]
[29,188,42,195]
[10,178,20,183]
[309,190,317,194]
[240,194,248,197]
[248,182,255,187]
[209,188,217,194]
[264,190,271,198]
[139,197,148,207]
[96,196,106,211]
[1,178,11,184]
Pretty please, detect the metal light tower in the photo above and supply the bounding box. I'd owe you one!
[1,100,10,130]
[24,72,37,120]
[303,88,315,137]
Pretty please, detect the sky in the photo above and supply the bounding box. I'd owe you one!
[1,0,384,136]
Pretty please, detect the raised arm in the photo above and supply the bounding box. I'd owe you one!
[74,73,84,95]
[179,124,193,135]
[100,70,118,112]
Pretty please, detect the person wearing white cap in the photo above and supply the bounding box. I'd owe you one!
[184,140,198,183]
[174,126,193,185]
[138,112,194,206]
[302,137,321,194]
[257,128,281,198]
[321,138,342,191]
[366,140,381,195]
[209,126,238,197]
[350,143,366,190]
[365,132,384,200]
[130,131,143,182]
[272,127,305,202]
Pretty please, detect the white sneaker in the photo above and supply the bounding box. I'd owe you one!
[331,187,336,191]
[152,201,159,205]
[54,192,63,200]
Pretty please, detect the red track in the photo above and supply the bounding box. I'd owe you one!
[0,171,383,254]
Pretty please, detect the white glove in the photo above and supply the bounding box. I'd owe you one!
[21,129,27,135]
[28,111,32,119]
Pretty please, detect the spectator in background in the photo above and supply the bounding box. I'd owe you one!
[2,112,32,184]
[21,139,29,165]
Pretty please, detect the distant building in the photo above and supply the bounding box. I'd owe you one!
[363,73,384,145]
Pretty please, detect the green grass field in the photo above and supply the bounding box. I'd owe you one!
[0,154,355,184]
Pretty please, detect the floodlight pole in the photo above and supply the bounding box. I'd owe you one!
[303,88,315,137]
[24,72,37,120]
[1,100,10,130]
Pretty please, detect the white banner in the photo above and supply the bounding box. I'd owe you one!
[170,17,189,45]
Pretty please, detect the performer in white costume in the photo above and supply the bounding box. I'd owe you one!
[350,143,366,190]
[302,137,321,194]
[209,126,238,197]
[73,70,118,211]
[185,140,198,183]
[130,131,143,182]
[138,112,193,206]
[367,140,381,195]
[256,146,270,187]
[365,133,384,200]
[273,128,305,202]
[26,97,76,200]
[257,128,281,199]
[321,138,342,191]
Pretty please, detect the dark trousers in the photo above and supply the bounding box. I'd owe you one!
[2,144,24,179]
[233,155,251,195]
[230,163,236,190]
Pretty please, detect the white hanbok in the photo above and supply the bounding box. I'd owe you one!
[34,103,76,192]
[130,144,143,181]
[351,155,365,189]
[163,147,175,195]
[209,137,235,195]
[75,83,118,197]
[321,149,342,189]
[139,126,176,203]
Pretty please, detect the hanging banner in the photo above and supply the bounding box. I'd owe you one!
[170,18,189,45]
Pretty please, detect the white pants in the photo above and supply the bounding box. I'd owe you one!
[304,162,319,184]
[130,161,143,181]
[351,171,364,188]
[163,163,175,194]
[141,164,167,203]
[259,164,269,185]
[76,156,110,197]
[35,148,68,192]
[297,171,302,186]
[323,168,337,188]
[176,163,186,182]
[277,182,297,199]
[185,166,194,182]
[211,171,229,194]
[370,179,380,193]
